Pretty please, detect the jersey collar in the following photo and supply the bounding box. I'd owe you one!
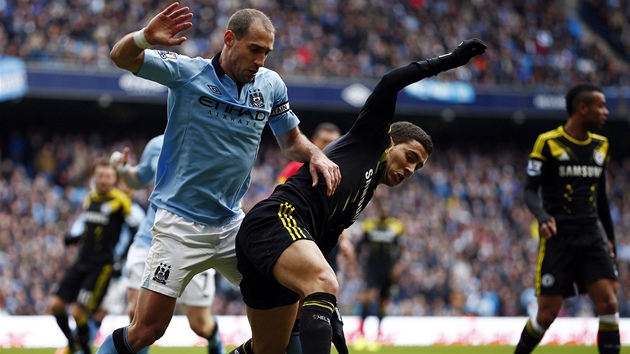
[211,51,253,91]
[212,52,226,77]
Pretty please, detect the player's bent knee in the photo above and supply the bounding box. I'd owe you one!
[315,270,339,295]
[597,298,619,315]
[48,296,66,314]
[129,322,168,348]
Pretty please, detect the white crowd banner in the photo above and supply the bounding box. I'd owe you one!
[0,315,628,348]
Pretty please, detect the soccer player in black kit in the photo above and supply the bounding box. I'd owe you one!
[230,38,487,354]
[49,159,138,354]
[514,83,620,354]
[356,201,405,347]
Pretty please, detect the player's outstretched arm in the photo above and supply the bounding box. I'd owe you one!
[425,38,487,74]
[110,2,193,73]
[110,148,146,190]
[369,38,487,99]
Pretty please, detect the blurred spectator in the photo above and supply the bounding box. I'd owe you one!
[3,131,628,321]
[1,0,628,87]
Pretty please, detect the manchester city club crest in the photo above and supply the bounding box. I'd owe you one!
[249,88,265,108]
[153,262,171,285]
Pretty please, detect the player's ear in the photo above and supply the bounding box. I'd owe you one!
[224,30,235,46]
[389,136,395,146]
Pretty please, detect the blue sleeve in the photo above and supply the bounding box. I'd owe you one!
[136,135,164,185]
[138,50,206,88]
[69,215,85,237]
[266,72,300,136]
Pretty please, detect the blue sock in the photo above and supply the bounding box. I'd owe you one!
[286,331,302,354]
[286,319,302,354]
[89,318,101,343]
[207,317,224,354]
[136,347,149,354]
[96,333,118,354]
[96,326,134,354]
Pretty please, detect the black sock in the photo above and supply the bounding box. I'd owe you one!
[598,323,620,354]
[228,338,253,354]
[54,314,76,348]
[300,292,336,354]
[514,319,545,354]
[112,327,135,354]
[76,317,91,354]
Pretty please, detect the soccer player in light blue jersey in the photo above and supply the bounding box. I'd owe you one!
[98,3,340,354]
[111,135,224,354]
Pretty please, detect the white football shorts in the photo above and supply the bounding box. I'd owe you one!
[126,240,217,307]
[141,208,243,299]
[124,242,150,291]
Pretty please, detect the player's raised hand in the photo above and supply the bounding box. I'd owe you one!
[110,147,131,174]
[450,38,487,66]
[144,2,194,47]
[426,38,487,75]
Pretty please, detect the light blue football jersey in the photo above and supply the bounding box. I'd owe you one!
[131,135,163,248]
[138,50,299,226]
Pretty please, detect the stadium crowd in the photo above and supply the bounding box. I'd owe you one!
[1,131,628,320]
[1,0,629,88]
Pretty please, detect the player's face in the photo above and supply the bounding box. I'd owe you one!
[223,22,274,84]
[93,165,117,195]
[382,139,429,187]
[312,130,341,150]
[583,91,608,131]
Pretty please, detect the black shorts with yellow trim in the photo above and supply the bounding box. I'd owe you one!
[535,231,617,298]
[55,261,114,312]
[236,198,314,310]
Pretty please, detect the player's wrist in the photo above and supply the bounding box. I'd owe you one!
[110,151,128,174]
[133,28,152,50]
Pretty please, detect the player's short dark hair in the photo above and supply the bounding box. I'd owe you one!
[90,158,113,175]
[390,121,433,156]
[565,83,603,116]
[313,122,341,137]
[228,9,275,39]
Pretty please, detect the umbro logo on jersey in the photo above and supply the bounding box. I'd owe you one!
[207,85,222,95]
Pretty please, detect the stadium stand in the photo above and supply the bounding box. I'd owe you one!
[0,0,628,87]
[1,0,628,331]
[1,132,628,319]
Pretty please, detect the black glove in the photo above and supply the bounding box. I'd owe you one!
[426,38,487,74]
[331,307,348,354]
[64,233,80,246]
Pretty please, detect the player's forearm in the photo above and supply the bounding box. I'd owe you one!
[119,166,146,190]
[373,63,432,96]
[597,179,616,246]
[110,32,146,74]
[277,128,318,163]
[373,55,458,96]
[523,183,551,224]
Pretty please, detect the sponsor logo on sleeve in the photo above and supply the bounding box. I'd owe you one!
[157,50,177,60]
[526,159,543,176]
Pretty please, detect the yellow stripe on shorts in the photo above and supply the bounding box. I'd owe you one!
[278,202,307,241]
[535,237,546,296]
